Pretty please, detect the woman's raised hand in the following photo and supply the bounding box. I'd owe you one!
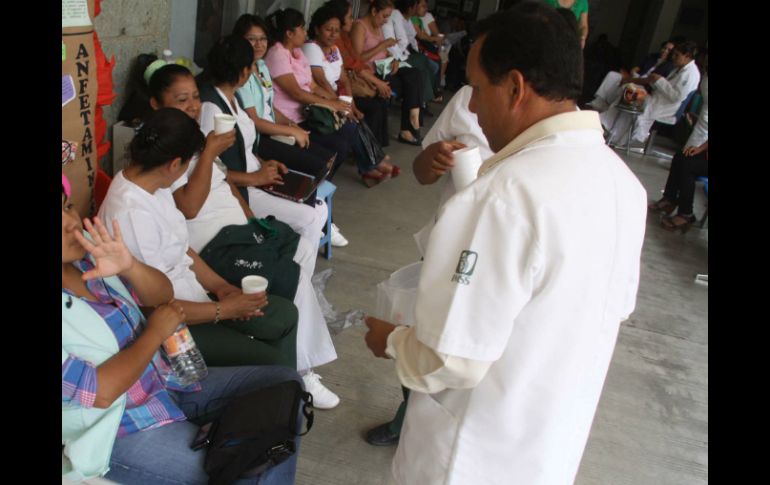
[74,217,136,281]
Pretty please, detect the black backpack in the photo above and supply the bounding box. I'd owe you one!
[199,380,314,485]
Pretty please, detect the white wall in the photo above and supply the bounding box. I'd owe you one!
[169,0,198,61]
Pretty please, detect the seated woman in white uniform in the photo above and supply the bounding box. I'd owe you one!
[141,61,340,408]
[98,108,300,370]
[197,35,333,251]
[600,40,700,147]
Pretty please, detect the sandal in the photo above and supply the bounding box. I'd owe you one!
[661,214,696,233]
[648,198,677,215]
[361,169,389,188]
[397,133,421,146]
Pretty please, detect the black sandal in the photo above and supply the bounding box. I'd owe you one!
[661,214,697,233]
[648,198,677,215]
[397,134,421,146]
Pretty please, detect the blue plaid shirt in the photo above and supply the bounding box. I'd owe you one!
[61,258,200,437]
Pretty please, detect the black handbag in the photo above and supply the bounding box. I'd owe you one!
[200,380,314,485]
[356,119,386,172]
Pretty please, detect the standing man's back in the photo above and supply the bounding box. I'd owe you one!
[364,4,647,484]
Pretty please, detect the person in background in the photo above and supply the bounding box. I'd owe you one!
[63,172,303,484]
[304,2,400,186]
[600,40,700,148]
[330,0,394,149]
[411,0,444,94]
[543,0,589,48]
[587,40,675,112]
[232,13,337,190]
[352,0,424,145]
[648,51,708,233]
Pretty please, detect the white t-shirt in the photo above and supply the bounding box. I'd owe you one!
[169,154,248,253]
[97,171,212,303]
[421,12,437,35]
[301,42,343,93]
[382,9,411,61]
[414,86,492,255]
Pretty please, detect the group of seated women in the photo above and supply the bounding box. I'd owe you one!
[63,1,453,482]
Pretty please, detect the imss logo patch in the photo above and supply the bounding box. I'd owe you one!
[451,250,478,285]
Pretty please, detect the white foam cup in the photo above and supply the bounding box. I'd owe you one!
[339,95,353,104]
[241,275,269,294]
[214,113,236,134]
[450,145,482,191]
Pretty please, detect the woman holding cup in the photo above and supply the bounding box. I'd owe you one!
[232,14,337,190]
[304,1,399,186]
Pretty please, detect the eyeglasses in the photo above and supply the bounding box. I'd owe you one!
[62,140,78,165]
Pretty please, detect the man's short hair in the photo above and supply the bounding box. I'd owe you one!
[472,2,583,102]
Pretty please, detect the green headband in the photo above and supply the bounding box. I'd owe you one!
[143,59,169,85]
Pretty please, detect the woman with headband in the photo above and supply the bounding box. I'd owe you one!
[129,58,341,409]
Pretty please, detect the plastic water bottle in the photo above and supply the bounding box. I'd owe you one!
[162,49,174,63]
[162,324,208,386]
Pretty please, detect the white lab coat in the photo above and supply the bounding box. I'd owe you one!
[199,88,328,244]
[391,111,647,485]
[381,9,411,61]
[601,60,701,144]
[414,86,493,255]
[685,74,708,148]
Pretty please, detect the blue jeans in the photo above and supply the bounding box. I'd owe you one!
[105,366,302,485]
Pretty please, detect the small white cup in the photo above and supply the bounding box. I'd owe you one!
[241,275,268,294]
[214,113,236,134]
[450,145,483,191]
[338,95,353,115]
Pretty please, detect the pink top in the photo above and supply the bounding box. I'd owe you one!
[355,19,388,69]
[263,42,313,123]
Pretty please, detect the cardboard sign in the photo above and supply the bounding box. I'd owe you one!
[62,0,97,217]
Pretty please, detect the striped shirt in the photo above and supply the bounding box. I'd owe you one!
[61,258,200,437]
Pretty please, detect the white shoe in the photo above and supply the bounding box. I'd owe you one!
[330,223,348,247]
[302,370,340,409]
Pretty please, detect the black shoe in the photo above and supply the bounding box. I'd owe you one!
[397,134,421,146]
[365,422,400,446]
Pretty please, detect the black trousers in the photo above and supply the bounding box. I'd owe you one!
[663,150,708,215]
[385,67,422,131]
[355,95,389,147]
[257,135,333,179]
[299,120,358,180]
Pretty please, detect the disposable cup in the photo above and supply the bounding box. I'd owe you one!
[214,113,236,134]
[241,275,268,294]
[450,145,483,191]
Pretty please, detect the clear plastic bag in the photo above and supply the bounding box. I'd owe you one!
[374,262,422,326]
[312,268,366,335]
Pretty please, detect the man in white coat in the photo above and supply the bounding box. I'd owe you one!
[364,4,647,484]
[600,40,700,147]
